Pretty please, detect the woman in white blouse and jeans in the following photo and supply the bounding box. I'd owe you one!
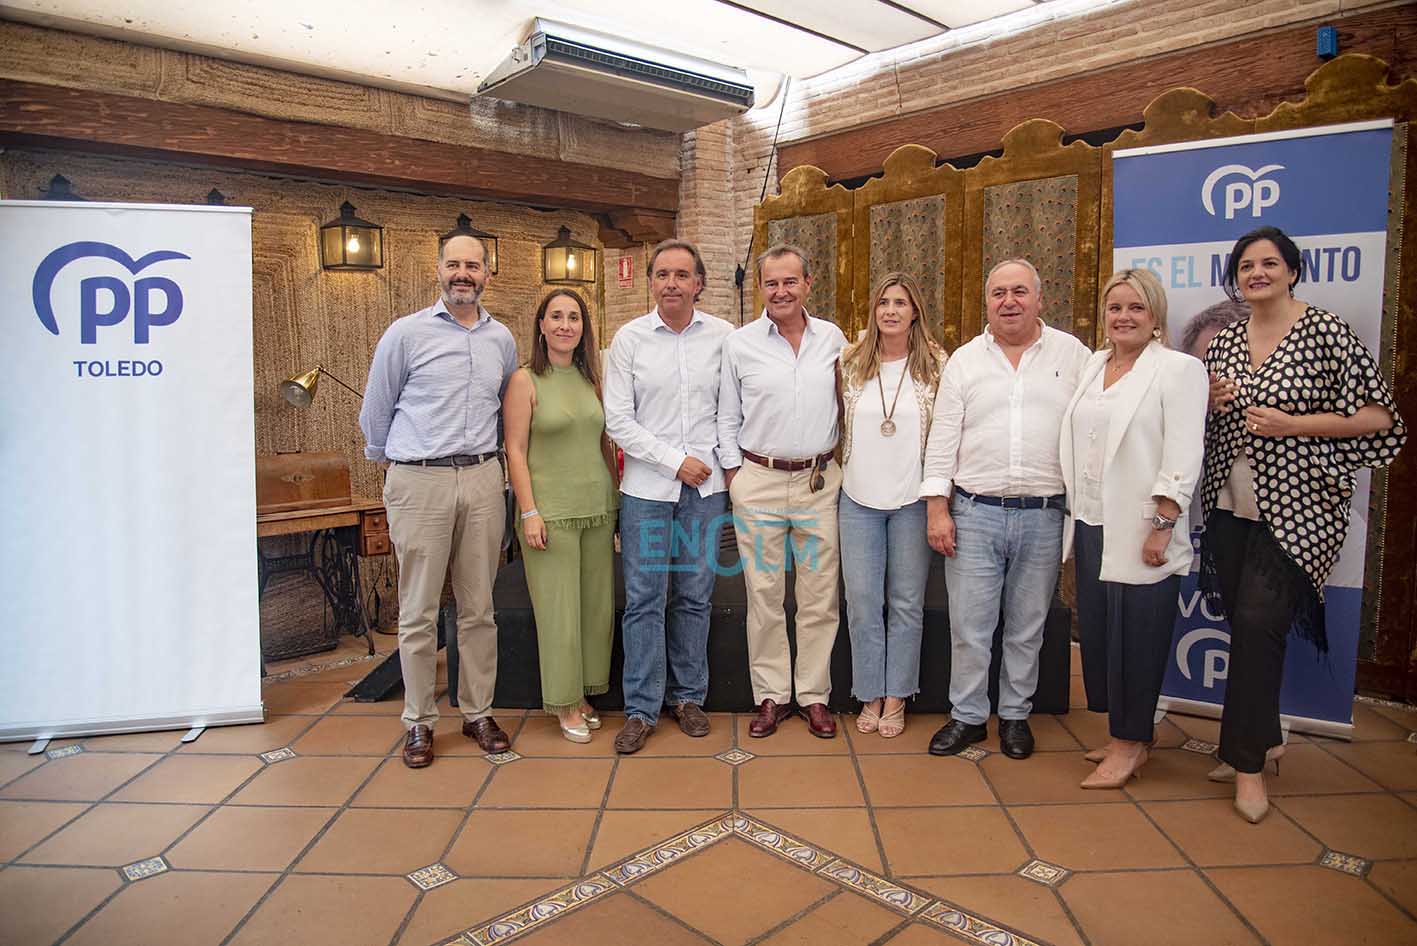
[1060,268,1207,788]
[838,273,944,738]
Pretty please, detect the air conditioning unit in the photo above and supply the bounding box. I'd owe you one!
[477,19,755,132]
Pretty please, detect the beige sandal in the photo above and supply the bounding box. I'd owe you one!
[879,704,906,739]
[857,701,881,734]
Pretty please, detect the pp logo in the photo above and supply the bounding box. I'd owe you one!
[1201,164,1284,220]
[33,241,189,344]
[1176,627,1230,689]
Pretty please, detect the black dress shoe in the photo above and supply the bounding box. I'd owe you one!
[928,719,987,756]
[999,719,1035,759]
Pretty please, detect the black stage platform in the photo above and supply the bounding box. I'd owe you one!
[427,553,1071,716]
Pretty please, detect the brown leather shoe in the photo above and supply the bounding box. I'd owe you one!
[800,703,837,739]
[748,699,793,738]
[668,702,711,737]
[462,716,510,753]
[402,724,434,768]
[614,717,654,754]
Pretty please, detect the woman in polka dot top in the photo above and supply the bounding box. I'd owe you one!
[1200,225,1406,825]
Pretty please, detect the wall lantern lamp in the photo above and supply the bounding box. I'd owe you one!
[441,213,499,275]
[319,201,384,271]
[541,226,597,285]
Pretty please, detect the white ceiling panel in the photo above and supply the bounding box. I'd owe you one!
[897,0,1039,29]
[725,0,941,53]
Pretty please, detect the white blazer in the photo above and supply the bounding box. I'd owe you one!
[1059,342,1208,584]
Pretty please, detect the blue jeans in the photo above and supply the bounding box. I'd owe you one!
[944,494,1063,724]
[839,494,931,701]
[619,487,728,725]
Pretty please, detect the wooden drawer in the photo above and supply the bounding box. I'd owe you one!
[360,532,391,557]
[362,511,388,534]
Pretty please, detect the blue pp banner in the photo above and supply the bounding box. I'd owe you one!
[1111,121,1393,737]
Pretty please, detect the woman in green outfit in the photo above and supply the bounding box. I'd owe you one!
[504,289,619,743]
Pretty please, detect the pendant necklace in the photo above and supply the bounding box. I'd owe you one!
[878,358,908,437]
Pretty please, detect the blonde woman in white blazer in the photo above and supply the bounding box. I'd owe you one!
[1059,269,1208,789]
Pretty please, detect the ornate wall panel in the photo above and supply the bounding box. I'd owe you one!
[980,175,1079,333]
[962,120,1102,347]
[852,144,964,347]
[753,166,854,327]
[766,211,839,321]
[868,196,945,336]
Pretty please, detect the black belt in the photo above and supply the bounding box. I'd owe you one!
[954,487,1067,511]
[396,451,500,467]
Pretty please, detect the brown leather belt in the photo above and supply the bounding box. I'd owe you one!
[741,449,833,472]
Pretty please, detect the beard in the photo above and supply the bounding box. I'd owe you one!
[442,280,482,306]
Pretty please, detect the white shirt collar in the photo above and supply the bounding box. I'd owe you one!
[761,308,814,338]
[651,307,703,332]
[983,318,1046,352]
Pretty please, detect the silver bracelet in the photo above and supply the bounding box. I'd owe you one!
[520,508,539,520]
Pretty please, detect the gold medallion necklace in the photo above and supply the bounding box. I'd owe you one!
[878,358,908,437]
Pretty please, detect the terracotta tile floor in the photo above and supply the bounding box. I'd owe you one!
[2,645,1417,946]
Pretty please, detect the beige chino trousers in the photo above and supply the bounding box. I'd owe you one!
[384,461,503,729]
[729,459,842,706]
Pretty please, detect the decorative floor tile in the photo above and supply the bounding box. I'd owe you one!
[920,901,1048,946]
[463,874,617,945]
[122,855,169,881]
[817,860,931,915]
[46,744,84,760]
[956,746,990,763]
[734,814,834,869]
[485,750,521,765]
[1319,849,1372,877]
[260,747,297,764]
[408,862,458,891]
[603,814,733,885]
[1018,858,1071,887]
[715,748,754,766]
[1180,739,1219,755]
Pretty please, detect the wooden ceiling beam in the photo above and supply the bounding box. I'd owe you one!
[0,78,680,214]
[778,6,1417,181]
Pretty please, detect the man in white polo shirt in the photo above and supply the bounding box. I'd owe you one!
[604,239,733,755]
[921,258,1090,760]
[719,243,847,739]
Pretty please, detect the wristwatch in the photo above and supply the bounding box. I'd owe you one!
[1150,513,1178,531]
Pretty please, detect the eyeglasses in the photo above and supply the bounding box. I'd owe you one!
[810,457,826,493]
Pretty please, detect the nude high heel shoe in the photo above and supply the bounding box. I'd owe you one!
[1208,745,1284,783]
[1080,749,1148,789]
[1234,795,1271,823]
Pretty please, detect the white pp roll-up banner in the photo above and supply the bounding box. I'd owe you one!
[0,200,262,741]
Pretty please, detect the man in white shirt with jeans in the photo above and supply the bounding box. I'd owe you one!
[921,259,1090,760]
[719,244,848,739]
[604,239,733,754]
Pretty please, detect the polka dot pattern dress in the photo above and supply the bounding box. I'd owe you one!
[1199,306,1406,645]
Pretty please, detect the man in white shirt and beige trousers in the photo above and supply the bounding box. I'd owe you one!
[921,259,1089,760]
[719,244,848,739]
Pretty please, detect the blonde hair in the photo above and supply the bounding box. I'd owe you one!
[1100,268,1169,348]
[841,272,942,387]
